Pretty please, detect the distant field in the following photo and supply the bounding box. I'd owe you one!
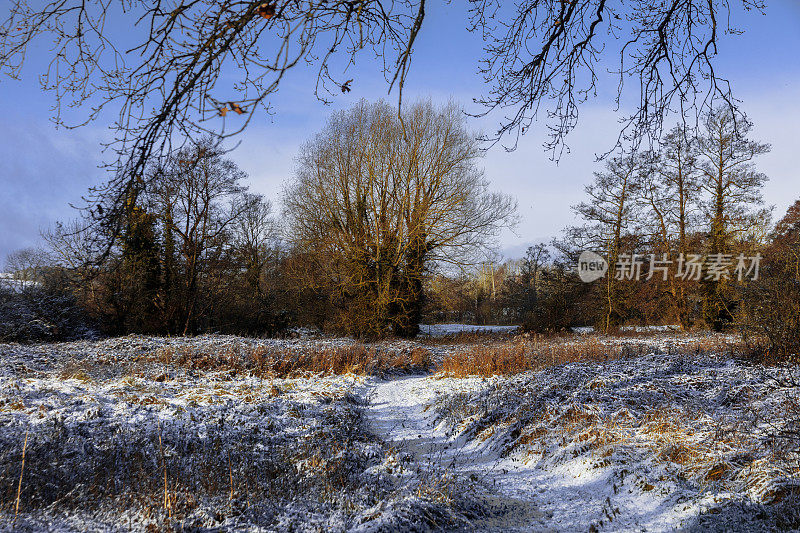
[419,324,520,336]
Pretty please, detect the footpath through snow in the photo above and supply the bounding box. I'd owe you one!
[363,367,800,532]
[365,375,552,532]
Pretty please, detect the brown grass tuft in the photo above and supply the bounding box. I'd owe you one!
[149,344,433,378]
[437,334,747,377]
[438,337,633,377]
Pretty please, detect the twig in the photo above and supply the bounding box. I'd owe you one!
[228,454,234,508]
[13,428,29,525]
[157,421,171,518]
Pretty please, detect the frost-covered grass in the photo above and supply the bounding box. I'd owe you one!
[419,324,519,337]
[432,349,800,531]
[0,336,473,531]
[0,331,798,531]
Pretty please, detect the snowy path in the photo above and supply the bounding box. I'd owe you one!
[362,375,709,532]
[364,375,552,532]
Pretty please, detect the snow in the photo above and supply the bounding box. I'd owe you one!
[419,324,519,336]
[366,375,549,531]
[0,336,473,531]
[0,332,798,531]
[369,373,699,531]
[362,334,798,531]
[428,351,800,531]
[0,274,40,293]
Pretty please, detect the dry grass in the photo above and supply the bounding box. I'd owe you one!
[437,334,747,377]
[739,342,800,366]
[420,330,520,346]
[13,429,27,525]
[438,337,636,377]
[0,399,381,528]
[150,343,433,378]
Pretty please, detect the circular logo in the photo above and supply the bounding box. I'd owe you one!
[577,250,608,282]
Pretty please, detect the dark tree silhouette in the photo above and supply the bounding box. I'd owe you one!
[468,0,765,155]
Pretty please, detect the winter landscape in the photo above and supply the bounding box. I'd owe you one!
[2,1,800,531]
[1,329,798,531]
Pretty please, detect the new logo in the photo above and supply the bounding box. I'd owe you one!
[577,250,608,282]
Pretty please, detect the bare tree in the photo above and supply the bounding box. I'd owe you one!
[284,99,516,337]
[696,107,769,329]
[150,141,253,334]
[637,126,702,329]
[41,219,106,284]
[520,244,550,309]
[3,247,49,282]
[232,193,276,296]
[505,243,551,322]
[569,151,644,331]
[0,0,768,250]
[698,108,770,253]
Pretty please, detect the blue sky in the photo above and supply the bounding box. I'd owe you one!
[1,1,799,263]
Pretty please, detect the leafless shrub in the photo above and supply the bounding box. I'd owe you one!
[740,200,800,362]
[0,286,94,343]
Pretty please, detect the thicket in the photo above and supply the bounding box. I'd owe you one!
[0,285,93,343]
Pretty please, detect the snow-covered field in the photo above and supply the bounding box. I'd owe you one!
[419,324,520,336]
[428,353,800,531]
[0,331,798,531]
[0,274,40,293]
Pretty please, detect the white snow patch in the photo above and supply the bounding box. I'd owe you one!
[419,324,519,336]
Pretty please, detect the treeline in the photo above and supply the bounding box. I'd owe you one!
[2,103,799,357]
[418,107,798,357]
[418,244,589,330]
[28,145,290,338]
[1,101,515,340]
[563,107,772,334]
